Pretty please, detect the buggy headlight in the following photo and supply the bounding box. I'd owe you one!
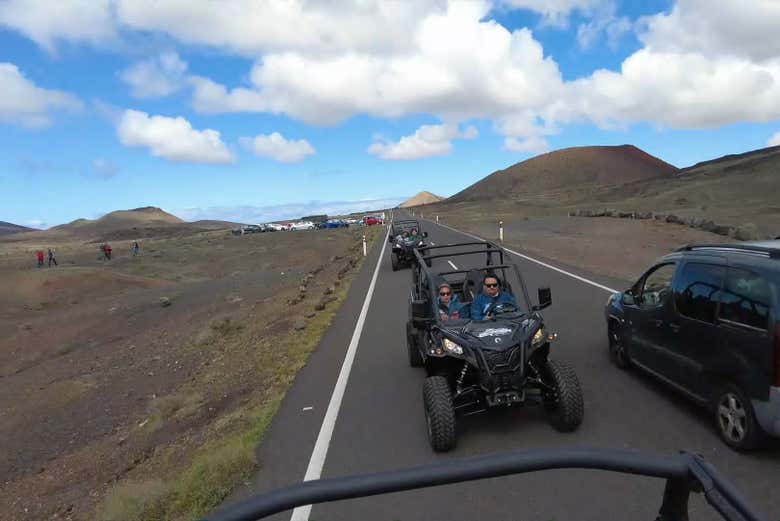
[442,338,463,355]
[531,327,547,347]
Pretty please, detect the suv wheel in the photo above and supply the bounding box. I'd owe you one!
[715,385,763,451]
[543,359,584,432]
[423,376,456,452]
[608,325,630,369]
[391,252,399,271]
[406,322,423,367]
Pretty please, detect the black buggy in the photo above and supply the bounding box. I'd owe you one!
[407,242,584,451]
[388,219,430,271]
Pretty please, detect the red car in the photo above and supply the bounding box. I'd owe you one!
[362,216,383,226]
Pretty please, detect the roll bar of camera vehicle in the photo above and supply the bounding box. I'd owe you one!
[413,241,536,312]
[202,447,765,521]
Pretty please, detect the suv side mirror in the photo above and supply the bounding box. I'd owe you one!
[533,287,552,311]
[622,292,636,306]
[411,299,432,320]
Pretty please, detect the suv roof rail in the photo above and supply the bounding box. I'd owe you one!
[676,243,780,259]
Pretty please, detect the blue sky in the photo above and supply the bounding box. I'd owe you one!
[2,0,780,228]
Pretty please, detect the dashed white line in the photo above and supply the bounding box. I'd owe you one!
[447,260,458,270]
[429,219,618,294]
[290,227,390,521]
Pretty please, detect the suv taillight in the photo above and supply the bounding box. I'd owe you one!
[775,323,780,387]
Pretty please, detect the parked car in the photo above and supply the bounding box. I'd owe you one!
[319,220,348,229]
[605,241,780,450]
[290,221,316,231]
[363,216,383,226]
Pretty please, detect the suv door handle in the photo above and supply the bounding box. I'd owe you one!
[669,323,680,333]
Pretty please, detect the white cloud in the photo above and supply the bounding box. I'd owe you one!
[25,219,46,228]
[576,2,631,51]
[0,63,82,128]
[503,135,550,154]
[368,123,478,160]
[239,132,315,163]
[637,0,780,62]
[190,1,564,132]
[120,52,188,98]
[92,158,119,179]
[116,109,235,164]
[0,0,115,52]
[500,0,606,27]
[768,132,780,147]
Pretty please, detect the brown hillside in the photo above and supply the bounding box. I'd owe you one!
[399,191,444,208]
[50,207,183,238]
[450,145,678,202]
[0,221,36,236]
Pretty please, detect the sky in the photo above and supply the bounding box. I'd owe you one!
[2,0,780,228]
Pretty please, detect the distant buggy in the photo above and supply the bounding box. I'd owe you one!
[389,219,430,271]
[407,242,584,451]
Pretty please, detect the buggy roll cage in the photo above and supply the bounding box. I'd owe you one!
[203,447,765,521]
[413,241,534,313]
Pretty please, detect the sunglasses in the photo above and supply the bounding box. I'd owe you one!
[439,291,451,296]
[484,282,499,288]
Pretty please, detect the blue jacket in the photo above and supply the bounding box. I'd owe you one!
[471,291,517,320]
[436,294,469,320]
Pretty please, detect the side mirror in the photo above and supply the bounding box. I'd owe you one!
[622,292,636,306]
[423,231,429,238]
[411,299,432,320]
[532,287,552,311]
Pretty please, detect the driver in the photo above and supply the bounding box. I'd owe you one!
[436,282,468,320]
[471,274,517,320]
[396,230,410,242]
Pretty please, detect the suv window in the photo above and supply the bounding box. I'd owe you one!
[674,262,725,323]
[639,263,676,308]
[719,268,772,330]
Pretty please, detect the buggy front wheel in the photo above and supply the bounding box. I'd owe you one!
[423,376,456,452]
[543,359,584,432]
[391,252,399,271]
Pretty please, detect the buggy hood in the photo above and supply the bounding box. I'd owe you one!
[453,317,539,351]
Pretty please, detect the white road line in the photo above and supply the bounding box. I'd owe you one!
[430,219,618,294]
[290,228,390,521]
[447,260,458,270]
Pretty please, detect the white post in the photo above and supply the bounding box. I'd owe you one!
[421,212,423,219]
[436,215,439,223]
[362,234,367,257]
[499,220,504,242]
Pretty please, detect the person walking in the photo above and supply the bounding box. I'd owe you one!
[102,242,112,260]
[47,248,58,267]
[36,250,44,268]
[131,241,140,256]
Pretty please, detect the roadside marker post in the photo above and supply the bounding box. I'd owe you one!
[436,215,439,223]
[362,234,367,257]
[499,220,504,243]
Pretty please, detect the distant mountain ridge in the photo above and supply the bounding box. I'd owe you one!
[0,221,36,236]
[399,191,444,208]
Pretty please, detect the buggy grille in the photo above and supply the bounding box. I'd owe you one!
[483,346,522,372]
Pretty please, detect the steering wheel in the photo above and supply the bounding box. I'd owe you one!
[484,301,517,319]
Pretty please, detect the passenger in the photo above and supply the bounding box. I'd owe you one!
[436,283,468,320]
[405,228,420,244]
[471,274,517,320]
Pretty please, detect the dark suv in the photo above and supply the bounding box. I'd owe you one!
[605,241,780,450]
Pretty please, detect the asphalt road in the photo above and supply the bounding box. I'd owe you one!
[225,210,777,521]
